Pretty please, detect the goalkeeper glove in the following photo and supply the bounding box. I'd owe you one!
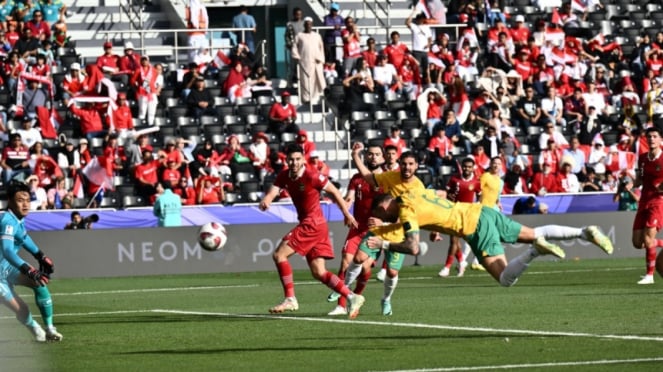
[20,264,49,286]
[33,251,54,276]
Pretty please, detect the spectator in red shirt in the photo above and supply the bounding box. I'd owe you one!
[133,149,160,201]
[306,150,330,177]
[174,177,196,205]
[96,41,119,74]
[296,130,316,160]
[118,41,141,76]
[103,134,125,175]
[161,159,181,187]
[25,10,51,40]
[61,62,87,99]
[361,37,378,69]
[268,91,298,135]
[382,31,409,70]
[196,176,224,205]
[341,16,361,77]
[530,162,560,196]
[510,15,530,47]
[383,125,407,156]
[111,92,134,135]
[65,98,106,141]
[427,125,454,176]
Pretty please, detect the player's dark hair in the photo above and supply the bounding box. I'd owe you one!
[384,144,398,153]
[370,193,393,211]
[645,127,662,136]
[461,157,475,165]
[7,180,30,199]
[285,143,304,156]
[366,144,384,154]
[399,151,417,162]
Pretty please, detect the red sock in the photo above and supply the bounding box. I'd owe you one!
[646,247,657,276]
[454,249,463,264]
[321,271,351,297]
[276,261,295,298]
[337,269,346,283]
[656,239,663,249]
[354,270,372,295]
[444,252,454,268]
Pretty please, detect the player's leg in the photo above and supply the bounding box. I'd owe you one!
[328,233,362,303]
[269,239,299,313]
[656,249,663,278]
[330,235,371,315]
[381,251,405,316]
[0,279,45,342]
[439,234,456,277]
[528,224,613,255]
[631,209,663,284]
[14,274,63,341]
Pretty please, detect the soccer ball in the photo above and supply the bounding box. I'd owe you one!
[197,222,228,251]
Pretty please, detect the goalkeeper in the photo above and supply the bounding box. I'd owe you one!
[0,181,62,342]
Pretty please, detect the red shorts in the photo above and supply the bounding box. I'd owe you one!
[342,228,368,256]
[633,204,663,231]
[282,216,334,260]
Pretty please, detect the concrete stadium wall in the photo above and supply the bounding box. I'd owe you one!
[28,211,641,279]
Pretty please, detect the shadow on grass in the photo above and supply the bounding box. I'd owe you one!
[116,345,364,355]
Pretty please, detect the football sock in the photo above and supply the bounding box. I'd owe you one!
[462,242,472,262]
[454,249,463,265]
[276,261,295,298]
[444,251,454,268]
[499,247,538,287]
[646,247,657,276]
[344,261,363,287]
[20,312,36,327]
[33,286,53,328]
[382,274,398,302]
[354,269,371,295]
[321,271,351,297]
[534,225,583,241]
[381,259,387,270]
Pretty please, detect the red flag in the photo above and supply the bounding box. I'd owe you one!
[36,106,57,139]
[551,8,562,26]
[72,173,84,199]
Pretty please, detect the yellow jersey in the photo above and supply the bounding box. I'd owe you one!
[397,189,483,237]
[374,171,425,197]
[479,171,502,208]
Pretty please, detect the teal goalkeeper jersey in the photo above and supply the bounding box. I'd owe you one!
[0,209,39,271]
[153,190,182,227]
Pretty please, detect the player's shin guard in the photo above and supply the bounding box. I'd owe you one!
[33,286,53,327]
[322,272,351,297]
[276,261,295,298]
[534,225,583,241]
[647,247,657,276]
[344,261,363,287]
[499,248,537,287]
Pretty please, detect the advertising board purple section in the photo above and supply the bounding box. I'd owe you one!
[22,193,617,231]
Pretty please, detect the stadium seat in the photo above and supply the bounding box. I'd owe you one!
[200,116,219,126]
[224,192,240,205]
[226,123,248,135]
[250,123,269,136]
[179,124,200,138]
[122,195,145,208]
[223,115,242,126]
[237,104,258,117]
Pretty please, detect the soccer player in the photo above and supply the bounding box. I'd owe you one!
[344,142,428,316]
[327,145,384,316]
[0,181,63,342]
[470,156,504,271]
[632,127,663,284]
[259,144,366,319]
[437,157,481,277]
[327,146,384,315]
[368,190,614,287]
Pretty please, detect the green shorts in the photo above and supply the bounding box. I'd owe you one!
[465,206,522,260]
[358,232,406,271]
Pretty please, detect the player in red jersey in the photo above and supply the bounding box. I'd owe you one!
[259,144,366,318]
[327,145,384,315]
[632,127,663,284]
[437,157,481,277]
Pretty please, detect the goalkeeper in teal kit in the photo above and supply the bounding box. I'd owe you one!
[0,181,62,342]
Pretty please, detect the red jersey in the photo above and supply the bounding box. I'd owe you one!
[382,42,408,70]
[161,168,181,186]
[113,106,134,131]
[445,174,481,203]
[383,137,407,156]
[638,151,663,207]
[96,54,118,70]
[133,160,159,185]
[347,172,382,231]
[274,167,328,221]
[268,103,297,122]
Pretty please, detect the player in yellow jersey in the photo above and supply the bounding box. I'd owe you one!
[470,156,504,271]
[368,190,614,286]
[342,142,428,316]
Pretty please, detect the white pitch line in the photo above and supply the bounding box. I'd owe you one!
[371,357,663,372]
[51,284,259,296]
[152,309,663,342]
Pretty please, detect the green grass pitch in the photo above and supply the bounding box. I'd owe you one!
[2,258,663,371]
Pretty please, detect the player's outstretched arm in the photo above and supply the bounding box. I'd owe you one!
[324,181,358,228]
[367,231,422,256]
[351,142,378,188]
[259,185,280,211]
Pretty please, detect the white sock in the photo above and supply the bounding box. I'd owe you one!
[472,257,480,265]
[499,247,539,287]
[383,275,399,301]
[535,225,583,241]
[461,241,472,262]
[345,262,364,286]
